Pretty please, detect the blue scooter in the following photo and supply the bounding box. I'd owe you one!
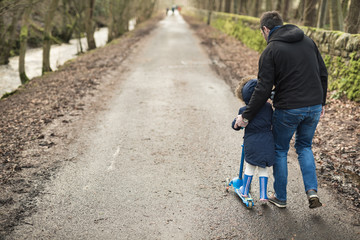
[226,144,254,209]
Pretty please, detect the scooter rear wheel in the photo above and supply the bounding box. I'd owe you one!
[246,200,254,209]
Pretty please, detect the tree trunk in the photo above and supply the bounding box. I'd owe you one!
[294,0,304,22]
[303,0,318,27]
[19,1,33,84]
[107,0,128,42]
[239,0,247,14]
[59,0,75,43]
[42,0,60,74]
[0,9,20,65]
[317,0,328,28]
[275,0,282,12]
[266,0,273,11]
[233,0,238,14]
[282,0,290,21]
[251,0,260,17]
[0,16,10,65]
[85,0,96,50]
[0,15,6,64]
[345,0,360,33]
[218,0,223,12]
[329,0,344,31]
[107,0,114,43]
[225,0,231,13]
[207,0,214,25]
[341,0,349,19]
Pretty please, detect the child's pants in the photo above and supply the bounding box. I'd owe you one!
[244,162,268,177]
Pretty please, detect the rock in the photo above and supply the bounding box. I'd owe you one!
[334,33,351,49]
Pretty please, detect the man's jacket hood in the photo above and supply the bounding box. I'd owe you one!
[268,24,304,44]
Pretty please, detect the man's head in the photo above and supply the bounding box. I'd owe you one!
[260,11,283,41]
[260,11,283,30]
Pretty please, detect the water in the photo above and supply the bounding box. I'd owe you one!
[0,28,109,97]
[0,17,138,97]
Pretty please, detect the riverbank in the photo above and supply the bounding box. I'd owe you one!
[0,28,108,98]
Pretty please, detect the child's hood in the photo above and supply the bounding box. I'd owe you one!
[235,77,257,104]
[242,79,257,104]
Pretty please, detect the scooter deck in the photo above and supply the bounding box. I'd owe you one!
[226,177,254,209]
[234,188,254,209]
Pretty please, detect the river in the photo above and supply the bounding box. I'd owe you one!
[0,19,135,97]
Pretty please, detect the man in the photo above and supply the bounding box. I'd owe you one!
[236,11,328,209]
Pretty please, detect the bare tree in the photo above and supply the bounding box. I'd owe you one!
[329,0,344,31]
[233,0,239,14]
[0,1,21,65]
[239,0,248,14]
[207,0,215,25]
[317,0,328,28]
[59,0,77,43]
[341,0,349,18]
[294,0,304,22]
[303,0,318,27]
[225,0,231,13]
[107,0,130,42]
[275,0,282,12]
[138,0,157,23]
[42,0,60,74]
[85,0,96,50]
[218,0,223,12]
[250,0,260,17]
[265,0,273,11]
[282,0,290,21]
[345,0,360,33]
[19,0,33,84]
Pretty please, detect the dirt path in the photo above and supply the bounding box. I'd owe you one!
[3,14,360,240]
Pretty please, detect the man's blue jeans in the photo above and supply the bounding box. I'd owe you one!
[272,104,322,201]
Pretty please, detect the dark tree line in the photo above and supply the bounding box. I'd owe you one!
[191,0,360,33]
[0,0,157,83]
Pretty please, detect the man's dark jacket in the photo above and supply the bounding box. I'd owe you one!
[242,24,328,121]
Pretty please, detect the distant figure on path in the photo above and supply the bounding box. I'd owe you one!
[235,11,328,209]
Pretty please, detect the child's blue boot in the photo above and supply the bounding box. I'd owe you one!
[259,176,268,203]
[240,174,252,197]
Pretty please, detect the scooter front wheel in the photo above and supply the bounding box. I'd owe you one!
[225,178,230,192]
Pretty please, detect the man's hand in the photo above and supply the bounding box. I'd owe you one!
[235,115,249,128]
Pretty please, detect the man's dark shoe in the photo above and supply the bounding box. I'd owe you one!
[307,190,322,209]
[268,193,286,208]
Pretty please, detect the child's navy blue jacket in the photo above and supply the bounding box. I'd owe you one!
[232,80,275,168]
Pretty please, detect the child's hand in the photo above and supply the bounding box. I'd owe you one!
[232,118,242,130]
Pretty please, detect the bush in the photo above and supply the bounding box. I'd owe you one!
[327,53,360,102]
[210,14,266,53]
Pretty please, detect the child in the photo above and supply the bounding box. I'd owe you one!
[232,76,275,203]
